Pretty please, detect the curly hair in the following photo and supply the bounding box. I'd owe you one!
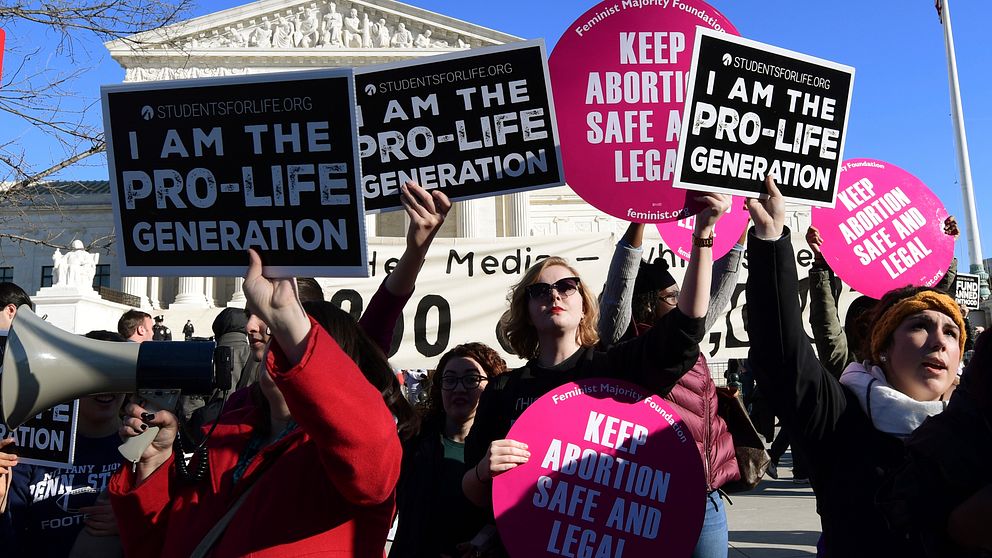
[502,256,600,360]
[419,342,507,430]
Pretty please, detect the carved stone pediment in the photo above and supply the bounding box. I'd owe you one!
[106,0,522,82]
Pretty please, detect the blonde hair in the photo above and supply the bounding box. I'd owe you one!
[502,256,600,359]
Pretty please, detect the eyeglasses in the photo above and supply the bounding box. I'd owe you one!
[441,375,488,391]
[658,291,680,306]
[526,277,581,300]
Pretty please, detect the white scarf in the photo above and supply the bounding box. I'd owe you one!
[838,361,946,439]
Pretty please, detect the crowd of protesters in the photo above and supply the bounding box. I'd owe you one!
[0,177,990,558]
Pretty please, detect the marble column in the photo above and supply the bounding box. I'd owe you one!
[506,192,530,237]
[121,276,149,308]
[365,213,377,238]
[172,276,210,307]
[228,277,247,308]
[456,198,497,238]
[204,277,215,306]
[147,277,161,309]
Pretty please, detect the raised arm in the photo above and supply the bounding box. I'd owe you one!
[597,222,644,346]
[679,194,729,319]
[806,226,852,378]
[933,216,959,294]
[245,250,400,505]
[705,224,747,333]
[268,319,402,505]
[360,181,450,352]
[745,177,848,439]
[608,194,731,395]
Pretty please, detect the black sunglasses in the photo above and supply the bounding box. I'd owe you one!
[526,277,581,300]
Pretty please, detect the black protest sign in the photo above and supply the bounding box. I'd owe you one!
[955,272,980,310]
[0,402,78,467]
[674,28,854,207]
[102,70,367,278]
[357,40,564,213]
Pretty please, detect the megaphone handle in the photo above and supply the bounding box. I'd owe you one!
[120,427,161,467]
[118,389,181,468]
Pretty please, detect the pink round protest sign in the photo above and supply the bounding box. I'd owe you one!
[550,0,737,223]
[811,159,954,300]
[656,196,750,261]
[493,378,704,558]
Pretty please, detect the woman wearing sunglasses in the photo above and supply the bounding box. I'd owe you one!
[461,194,731,521]
[391,343,507,557]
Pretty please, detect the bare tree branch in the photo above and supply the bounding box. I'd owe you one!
[0,0,193,250]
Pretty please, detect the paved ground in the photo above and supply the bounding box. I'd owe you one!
[726,452,820,558]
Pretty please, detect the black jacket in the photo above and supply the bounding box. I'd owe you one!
[390,422,487,557]
[878,329,992,558]
[746,228,921,558]
[465,306,705,474]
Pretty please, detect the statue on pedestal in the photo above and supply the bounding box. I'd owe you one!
[52,240,99,290]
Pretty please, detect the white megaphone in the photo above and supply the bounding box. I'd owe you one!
[1,306,231,463]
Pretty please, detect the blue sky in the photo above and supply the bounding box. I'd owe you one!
[2,0,989,267]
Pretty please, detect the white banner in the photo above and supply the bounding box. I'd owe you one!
[321,209,862,370]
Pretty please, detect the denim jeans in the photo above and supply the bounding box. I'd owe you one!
[692,490,728,558]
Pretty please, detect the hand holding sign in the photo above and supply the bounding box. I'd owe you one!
[493,379,704,558]
[746,176,786,239]
[479,439,531,481]
[944,215,960,240]
[692,193,732,238]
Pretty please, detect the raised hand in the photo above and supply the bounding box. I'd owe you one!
[746,175,786,240]
[693,193,732,237]
[401,181,451,255]
[243,249,310,364]
[944,215,960,239]
[806,226,824,258]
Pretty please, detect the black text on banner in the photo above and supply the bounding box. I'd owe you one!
[956,273,981,310]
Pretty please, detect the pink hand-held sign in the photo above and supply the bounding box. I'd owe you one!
[811,159,955,300]
[493,378,704,558]
[656,195,750,261]
[549,0,737,223]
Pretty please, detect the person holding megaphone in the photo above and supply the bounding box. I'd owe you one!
[108,250,403,558]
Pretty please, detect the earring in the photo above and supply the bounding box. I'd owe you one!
[265,327,272,336]
[879,354,888,363]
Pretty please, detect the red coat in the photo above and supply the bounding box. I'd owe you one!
[665,354,740,491]
[109,318,402,557]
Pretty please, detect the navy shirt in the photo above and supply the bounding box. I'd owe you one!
[2,433,122,557]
